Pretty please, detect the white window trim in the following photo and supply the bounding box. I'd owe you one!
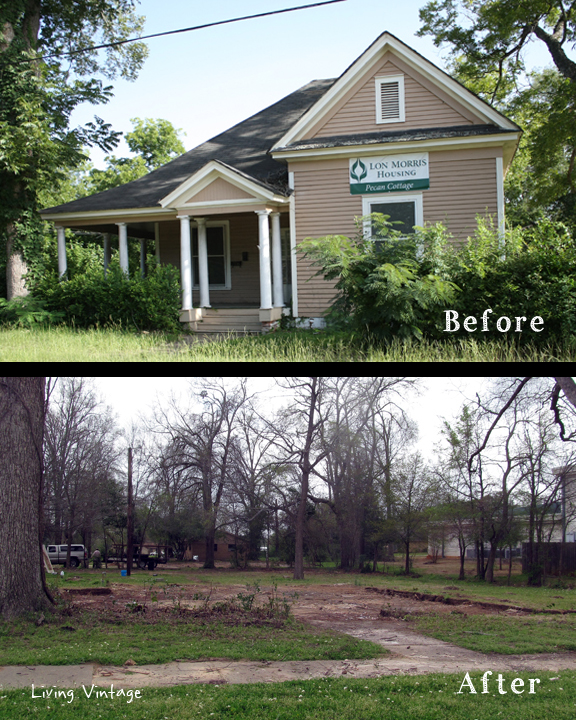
[191,219,231,290]
[375,74,405,124]
[362,193,423,238]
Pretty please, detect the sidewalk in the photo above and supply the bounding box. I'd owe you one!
[3,623,576,690]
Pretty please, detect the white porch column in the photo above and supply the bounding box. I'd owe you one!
[270,212,284,307]
[56,226,67,279]
[179,214,193,311]
[117,222,129,275]
[195,217,211,308]
[256,210,272,310]
[103,233,111,278]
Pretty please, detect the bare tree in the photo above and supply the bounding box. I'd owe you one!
[392,452,436,574]
[155,378,250,569]
[437,404,487,580]
[470,377,576,463]
[44,377,120,566]
[280,377,324,580]
[0,377,52,619]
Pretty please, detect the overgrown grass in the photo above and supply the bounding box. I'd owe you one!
[1,326,574,362]
[412,613,576,655]
[0,672,571,720]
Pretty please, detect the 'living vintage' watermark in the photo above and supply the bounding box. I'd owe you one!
[444,309,544,333]
[31,684,142,704]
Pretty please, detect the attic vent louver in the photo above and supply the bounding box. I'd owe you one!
[380,82,399,118]
[376,75,405,124]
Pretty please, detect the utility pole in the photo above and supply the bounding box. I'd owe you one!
[127,447,133,576]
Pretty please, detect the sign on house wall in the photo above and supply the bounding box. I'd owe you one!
[349,152,429,194]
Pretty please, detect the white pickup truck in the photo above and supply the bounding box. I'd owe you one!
[45,544,87,568]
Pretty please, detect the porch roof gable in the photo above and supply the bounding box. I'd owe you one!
[160,159,291,210]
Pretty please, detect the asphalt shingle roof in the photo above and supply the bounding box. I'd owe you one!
[273,124,516,152]
[43,78,336,215]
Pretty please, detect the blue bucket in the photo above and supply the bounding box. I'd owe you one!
[121,570,127,577]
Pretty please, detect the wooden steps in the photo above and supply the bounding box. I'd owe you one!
[196,308,262,335]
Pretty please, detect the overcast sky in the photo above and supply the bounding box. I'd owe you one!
[73,0,551,169]
[89,376,489,458]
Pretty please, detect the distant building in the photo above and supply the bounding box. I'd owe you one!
[183,532,238,563]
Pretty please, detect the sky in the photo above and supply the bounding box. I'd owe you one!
[90,376,489,458]
[67,0,468,169]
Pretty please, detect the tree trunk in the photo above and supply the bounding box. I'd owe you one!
[294,377,319,581]
[204,527,215,569]
[458,537,466,581]
[294,469,309,580]
[485,541,498,583]
[0,377,51,619]
[6,225,29,300]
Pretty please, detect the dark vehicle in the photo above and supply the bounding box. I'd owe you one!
[107,544,170,570]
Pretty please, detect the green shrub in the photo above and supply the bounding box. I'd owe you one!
[299,214,458,342]
[415,217,576,342]
[0,296,65,327]
[33,261,181,332]
[300,214,576,344]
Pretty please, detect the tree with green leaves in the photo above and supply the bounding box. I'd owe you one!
[418,0,576,94]
[89,117,186,193]
[418,0,576,229]
[0,1,148,299]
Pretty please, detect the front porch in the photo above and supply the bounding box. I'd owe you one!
[47,159,295,335]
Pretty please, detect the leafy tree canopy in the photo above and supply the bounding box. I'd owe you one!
[418,0,576,97]
[89,117,186,193]
[0,0,148,297]
[418,0,576,230]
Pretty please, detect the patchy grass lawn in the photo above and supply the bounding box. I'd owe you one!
[0,614,383,666]
[411,613,576,655]
[0,672,572,720]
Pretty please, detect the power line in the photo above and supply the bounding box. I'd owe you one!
[28,0,348,63]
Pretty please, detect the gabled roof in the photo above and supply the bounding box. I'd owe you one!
[272,32,520,151]
[42,79,335,216]
[159,159,291,209]
[42,32,521,220]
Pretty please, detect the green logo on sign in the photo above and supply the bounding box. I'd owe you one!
[350,158,367,182]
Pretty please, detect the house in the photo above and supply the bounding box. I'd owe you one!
[41,32,521,334]
[183,532,238,563]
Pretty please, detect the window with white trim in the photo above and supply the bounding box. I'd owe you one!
[362,194,423,236]
[191,222,231,289]
[375,75,405,124]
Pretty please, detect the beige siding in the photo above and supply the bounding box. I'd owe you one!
[425,149,499,242]
[186,177,254,203]
[307,52,478,139]
[291,159,362,317]
[158,213,289,306]
[292,149,500,317]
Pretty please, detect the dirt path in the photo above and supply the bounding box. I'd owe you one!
[3,580,576,689]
